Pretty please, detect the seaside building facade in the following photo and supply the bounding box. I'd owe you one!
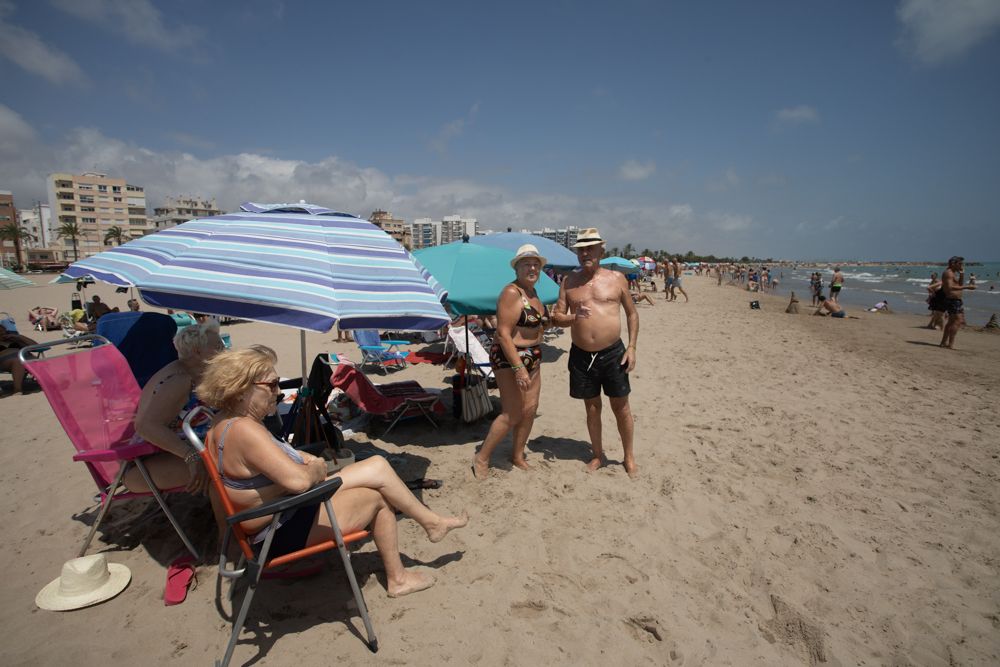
[0,190,16,268]
[151,196,222,230]
[531,225,580,248]
[410,215,479,249]
[17,203,52,248]
[46,172,152,259]
[368,209,411,249]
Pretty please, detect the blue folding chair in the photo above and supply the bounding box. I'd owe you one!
[353,329,409,374]
[96,312,178,387]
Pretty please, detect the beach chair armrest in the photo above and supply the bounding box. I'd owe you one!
[403,395,439,405]
[382,339,409,346]
[227,477,344,524]
[359,345,387,351]
[72,441,160,462]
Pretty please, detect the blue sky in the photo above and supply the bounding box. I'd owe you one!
[1,0,998,260]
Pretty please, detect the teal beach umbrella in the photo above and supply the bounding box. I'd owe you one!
[413,240,560,316]
[600,256,638,273]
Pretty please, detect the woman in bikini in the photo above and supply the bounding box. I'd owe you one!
[473,244,549,479]
[198,346,467,597]
[124,320,226,494]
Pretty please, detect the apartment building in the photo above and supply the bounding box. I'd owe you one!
[531,225,580,248]
[47,172,152,259]
[368,209,411,249]
[441,215,478,244]
[151,196,222,230]
[18,203,52,248]
[0,190,16,267]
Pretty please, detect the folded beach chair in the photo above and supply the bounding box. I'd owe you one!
[329,360,443,434]
[19,336,199,559]
[353,328,410,374]
[445,325,494,381]
[96,312,178,387]
[181,407,377,666]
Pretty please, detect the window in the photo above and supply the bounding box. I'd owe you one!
[97,185,107,192]
[78,184,93,190]
[57,192,74,200]
[81,217,96,223]
[80,206,95,212]
[79,195,94,203]
[113,197,122,202]
[128,218,146,225]
[112,186,121,193]
[61,204,75,212]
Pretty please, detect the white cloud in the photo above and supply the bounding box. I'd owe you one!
[707,167,741,192]
[619,159,656,181]
[0,110,757,256]
[0,10,87,85]
[776,105,820,124]
[428,103,480,154]
[711,212,753,232]
[49,0,206,53]
[896,0,1000,64]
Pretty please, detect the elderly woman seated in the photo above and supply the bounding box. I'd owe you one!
[123,320,226,494]
[197,345,468,597]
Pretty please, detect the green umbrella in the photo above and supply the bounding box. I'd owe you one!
[0,267,34,290]
[413,240,559,316]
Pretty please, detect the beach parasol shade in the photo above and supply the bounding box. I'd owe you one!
[0,267,34,290]
[600,256,639,273]
[58,203,450,333]
[468,232,579,269]
[412,240,560,316]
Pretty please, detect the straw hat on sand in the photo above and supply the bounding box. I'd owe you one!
[36,555,131,611]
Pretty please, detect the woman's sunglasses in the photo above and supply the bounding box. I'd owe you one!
[254,379,280,391]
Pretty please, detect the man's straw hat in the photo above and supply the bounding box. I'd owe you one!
[36,554,131,611]
[510,244,548,269]
[571,228,605,248]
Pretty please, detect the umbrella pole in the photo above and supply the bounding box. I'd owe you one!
[300,329,308,384]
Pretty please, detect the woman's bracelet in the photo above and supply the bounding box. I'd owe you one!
[511,363,525,371]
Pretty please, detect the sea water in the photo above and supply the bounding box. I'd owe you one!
[773,262,1000,323]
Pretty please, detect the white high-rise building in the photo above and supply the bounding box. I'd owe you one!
[17,203,52,248]
[409,215,479,249]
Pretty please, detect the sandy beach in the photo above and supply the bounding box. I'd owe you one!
[1,274,998,666]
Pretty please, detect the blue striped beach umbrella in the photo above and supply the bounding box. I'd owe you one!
[58,203,450,333]
[0,267,35,290]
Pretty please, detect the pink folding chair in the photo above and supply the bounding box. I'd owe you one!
[20,335,198,558]
[328,360,443,434]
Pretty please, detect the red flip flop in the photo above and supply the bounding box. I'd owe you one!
[164,555,197,606]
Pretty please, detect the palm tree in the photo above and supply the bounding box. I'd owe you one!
[103,225,129,246]
[0,222,37,270]
[57,221,82,261]
[622,243,635,258]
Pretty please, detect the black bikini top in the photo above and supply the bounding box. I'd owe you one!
[513,285,549,328]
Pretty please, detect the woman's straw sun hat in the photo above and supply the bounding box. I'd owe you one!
[36,554,131,611]
[510,244,548,269]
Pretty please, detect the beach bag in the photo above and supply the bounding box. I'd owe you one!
[750,300,761,310]
[461,374,493,423]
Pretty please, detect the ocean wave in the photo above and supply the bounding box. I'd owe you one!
[871,289,906,294]
[905,278,931,284]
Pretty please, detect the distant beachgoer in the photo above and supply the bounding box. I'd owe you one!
[474,244,550,479]
[810,272,822,306]
[671,259,689,303]
[939,256,976,349]
[868,300,892,313]
[630,291,655,306]
[89,295,117,321]
[552,228,639,478]
[127,298,141,312]
[664,261,675,301]
[829,267,844,303]
[814,295,846,318]
[926,272,945,330]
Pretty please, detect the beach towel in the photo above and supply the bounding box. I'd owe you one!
[406,350,449,365]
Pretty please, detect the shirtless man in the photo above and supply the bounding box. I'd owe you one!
[663,260,675,301]
[939,256,976,349]
[813,295,846,318]
[551,228,639,478]
[829,267,844,304]
[671,258,689,302]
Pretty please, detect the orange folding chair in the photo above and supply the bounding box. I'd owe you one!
[182,407,377,667]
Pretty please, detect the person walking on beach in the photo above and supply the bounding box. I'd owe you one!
[939,256,976,349]
[552,228,639,478]
[925,271,945,330]
[671,258,689,302]
[829,267,844,304]
[664,260,675,301]
[473,244,550,479]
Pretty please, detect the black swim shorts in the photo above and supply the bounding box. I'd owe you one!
[944,298,964,315]
[568,340,631,399]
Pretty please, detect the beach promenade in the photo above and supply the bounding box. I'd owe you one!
[1,274,998,665]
